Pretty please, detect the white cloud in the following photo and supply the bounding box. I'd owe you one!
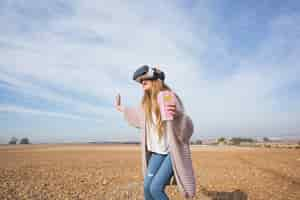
[0,104,104,122]
[0,0,299,142]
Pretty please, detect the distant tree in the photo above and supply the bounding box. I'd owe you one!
[8,137,18,144]
[195,139,202,145]
[230,137,241,145]
[217,137,226,144]
[19,137,30,144]
[244,138,255,143]
[191,139,202,145]
[229,137,255,145]
[263,137,270,142]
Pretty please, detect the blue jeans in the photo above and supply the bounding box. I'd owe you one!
[144,152,174,200]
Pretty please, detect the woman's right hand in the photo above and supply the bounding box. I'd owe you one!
[115,93,124,112]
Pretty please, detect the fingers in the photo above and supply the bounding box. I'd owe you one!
[115,94,122,112]
[165,104,176,111]
[165,104,177,117]
[115,105,123,112]
[116,94,121,106]
[119,105,124,112]
[168,110,176,116]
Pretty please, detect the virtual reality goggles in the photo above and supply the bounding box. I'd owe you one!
[133,65,165,84]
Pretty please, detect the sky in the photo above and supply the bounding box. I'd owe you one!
[0,0,300,144]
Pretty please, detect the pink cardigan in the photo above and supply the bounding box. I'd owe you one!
[123,93,196,199]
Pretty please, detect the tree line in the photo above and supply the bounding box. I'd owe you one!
[8,137,30,144]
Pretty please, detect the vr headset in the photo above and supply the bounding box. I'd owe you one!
[133,65,165,84]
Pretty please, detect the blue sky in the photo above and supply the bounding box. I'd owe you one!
[0,0,300,144]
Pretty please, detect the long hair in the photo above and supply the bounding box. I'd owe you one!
[141,79,183,140]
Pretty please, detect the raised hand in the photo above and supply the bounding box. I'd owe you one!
[165,103,177,118]
[115,93,124,112]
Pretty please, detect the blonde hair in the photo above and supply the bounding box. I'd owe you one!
[141,79,183,140]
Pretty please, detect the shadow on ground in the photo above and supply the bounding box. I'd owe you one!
[200,187,248,200]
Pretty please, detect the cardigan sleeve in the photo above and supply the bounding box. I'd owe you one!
[179,114,194,143]
[123,105,142,129]
[172,95,194,144]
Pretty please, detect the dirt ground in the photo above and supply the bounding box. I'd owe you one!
[0,144,299,200]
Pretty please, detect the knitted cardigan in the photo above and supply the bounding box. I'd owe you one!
[123,93,196,199]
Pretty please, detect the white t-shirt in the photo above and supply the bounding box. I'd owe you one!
[146,112,169,154]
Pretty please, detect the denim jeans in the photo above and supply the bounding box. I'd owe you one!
[144,151,174,200]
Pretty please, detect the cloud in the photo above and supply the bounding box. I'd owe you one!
[0,0,299,143]
[0,104,104,122]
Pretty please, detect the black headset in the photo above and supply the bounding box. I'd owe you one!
[133,65,165,83]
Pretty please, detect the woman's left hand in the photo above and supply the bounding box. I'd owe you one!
[166,103,180,118]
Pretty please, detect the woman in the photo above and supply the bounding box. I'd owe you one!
[115,65,196,199]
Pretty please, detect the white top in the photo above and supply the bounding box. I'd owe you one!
[146,112,169,154]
